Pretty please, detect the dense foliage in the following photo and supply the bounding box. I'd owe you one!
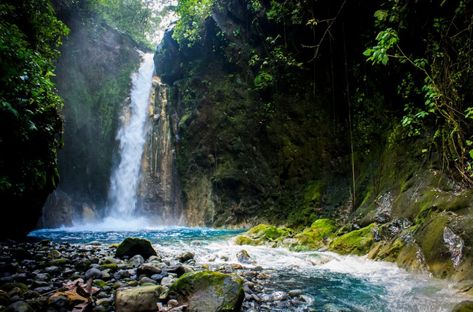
[0,0,68,235]
[88,0,161,48]
[363,1,473,183]
[163,0,473,227]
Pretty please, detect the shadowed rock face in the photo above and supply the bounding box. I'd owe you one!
[38,5,142,228]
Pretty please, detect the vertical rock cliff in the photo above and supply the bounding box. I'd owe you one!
[137,77,183,224]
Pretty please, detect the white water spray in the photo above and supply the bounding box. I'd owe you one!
[107,53,155,219]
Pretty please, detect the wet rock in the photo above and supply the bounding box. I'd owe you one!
[137,263,163,276]
[161,276,175,287]
[115,238,157,260]
[44,266,60,274]
[168,271,244,312]
[271,291,288,301]
[165,265,188,277]
[236,250,252,264]
[139,277,156,285]
[4,301,33,312]
[177,252,194,263]
[115,285,164,312]
[130,255,145,268]
[443,227,464,267]
[452,301,473,312]
[288,289,303,297]
[85,268,103,280]
[150,274,164,282]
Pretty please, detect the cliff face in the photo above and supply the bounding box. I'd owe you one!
[137,77,184,224]
[41,5,142,227]
[155,0,473,282]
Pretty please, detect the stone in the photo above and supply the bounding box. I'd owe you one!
[137,263,162,276]
[169,271,244,312]
[452,301,473,312]
[177,252,194,263]
[130,255,145,268]
[139,277,156,285]
[115,238,157,260]
[236,250,252,264]
[85,268,103,280]
[4,301,33,312]
[288,289,303,297]
[165,265,188,277]
[115,285,164,312]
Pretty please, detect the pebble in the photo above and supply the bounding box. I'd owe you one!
[0,238,308,312]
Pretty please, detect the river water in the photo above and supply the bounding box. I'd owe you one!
[29,227,467,312]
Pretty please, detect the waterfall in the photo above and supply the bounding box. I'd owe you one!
[107,53,155,219]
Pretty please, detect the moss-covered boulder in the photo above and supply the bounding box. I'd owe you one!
[234,224,292,246]
[294,219,336,250]
[452,301,473,312]
[168,271,244,312]
[115,285,164,312]
[329,224,376,255]
[115,238,157,259]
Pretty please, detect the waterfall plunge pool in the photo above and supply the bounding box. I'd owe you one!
[28,227,467,312]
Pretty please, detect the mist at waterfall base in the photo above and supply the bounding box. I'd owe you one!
[29,228,466,312]
[68,52,173,231]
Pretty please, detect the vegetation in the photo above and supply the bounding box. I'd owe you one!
[363,1,473,183]
[0,0,68,236]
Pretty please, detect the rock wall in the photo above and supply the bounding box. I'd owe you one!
[154,0,473,283]
[137,77,184,224]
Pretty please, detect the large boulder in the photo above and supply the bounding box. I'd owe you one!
[168,271,244,312]
[115,285,164,312]
[115,238,157,259]
[452,301,473,312]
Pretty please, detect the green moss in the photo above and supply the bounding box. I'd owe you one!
[169,271,244,312]
[452,301,473,312]
[294,218,336,249]
[247,224,292,241]
[94,280,108,288]
[234,235,258,245]
[329,224,376,255]
[415,213,454,278]
[101,263,118,270]
[373,238,405,262]
[304,181,325,203]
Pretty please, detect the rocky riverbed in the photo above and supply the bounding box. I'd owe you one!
[0,238,312,312]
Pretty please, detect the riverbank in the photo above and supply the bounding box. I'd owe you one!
[0,228,469,311]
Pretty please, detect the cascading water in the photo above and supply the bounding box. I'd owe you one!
[105,53,155,225]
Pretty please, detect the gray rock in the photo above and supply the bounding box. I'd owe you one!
[160,276,175,287]
[4,301,33,312]
[115,285,164,312]
[130,255,145,268]
[137,263,162,276]
[44,266,59,273]
[288,289,303,297]
[139,277,156,285]
[85,267,103,280]
[177,252,194,263]
[236,250,252,264]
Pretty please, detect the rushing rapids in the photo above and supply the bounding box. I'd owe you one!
[28,228,468,312]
